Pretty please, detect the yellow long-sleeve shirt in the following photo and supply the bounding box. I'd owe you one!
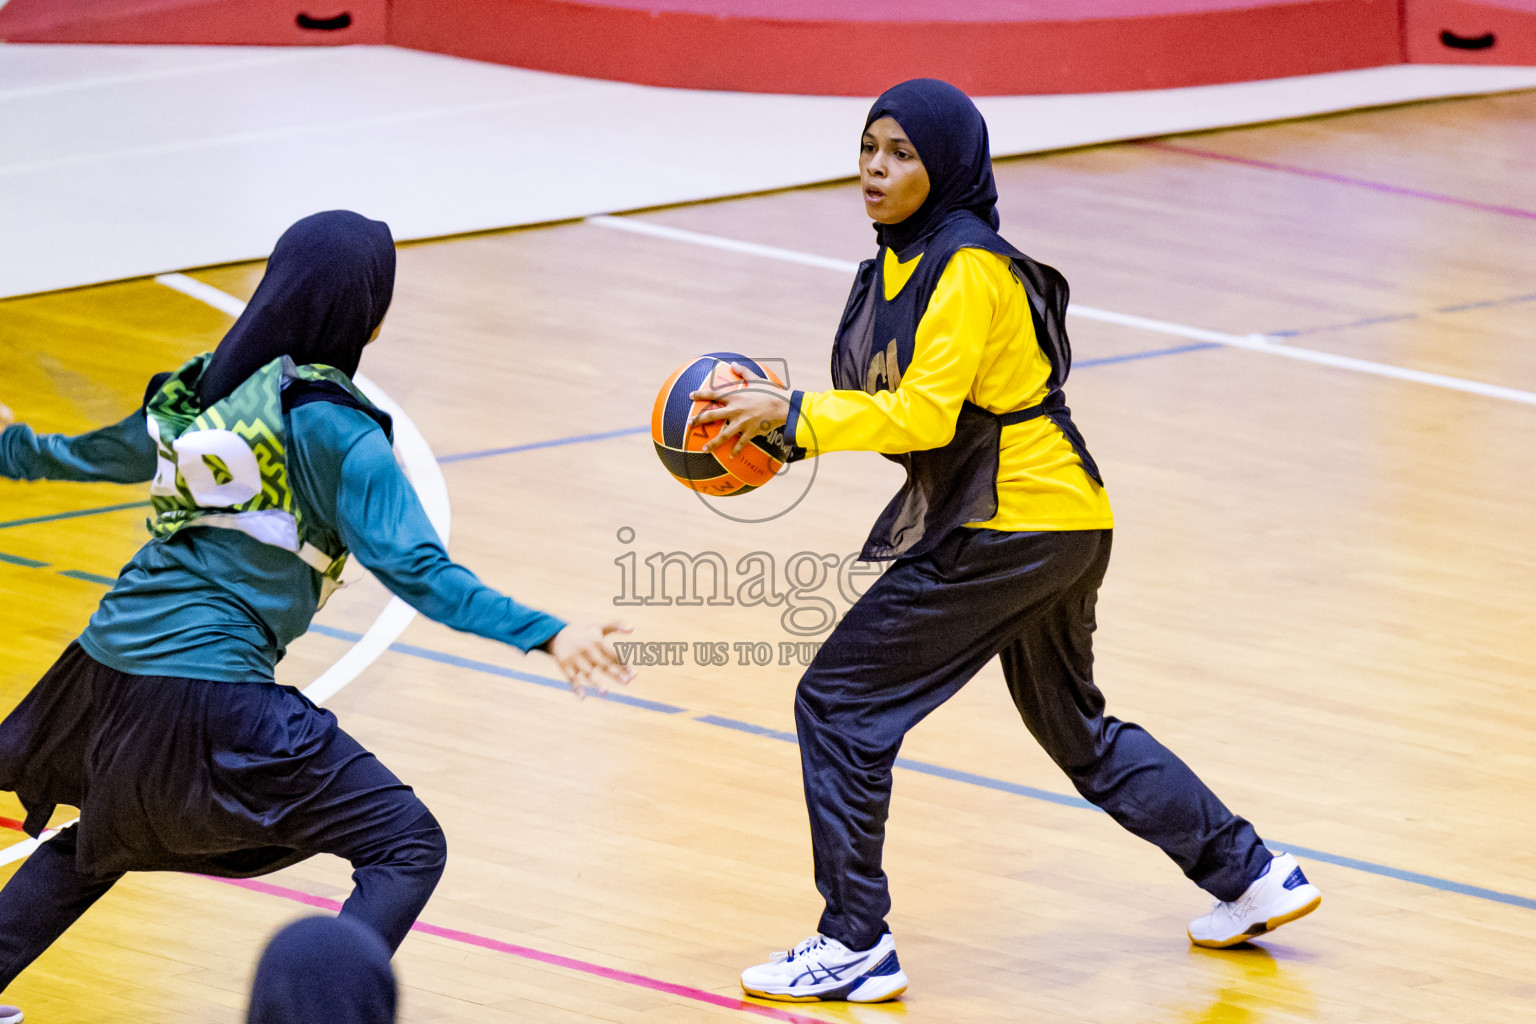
[794,246,1113,532]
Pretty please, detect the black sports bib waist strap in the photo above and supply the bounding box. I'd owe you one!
[997,405,1047,426]
[995,388,1065,427]
[991,389,1102,486]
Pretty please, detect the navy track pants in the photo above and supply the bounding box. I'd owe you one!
[796,527,1271,950]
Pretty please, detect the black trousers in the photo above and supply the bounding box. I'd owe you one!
[796,528,1271,951]
[0,649,446,993]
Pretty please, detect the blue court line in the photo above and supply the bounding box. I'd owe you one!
[1075,341,1223,368]
[694,714,797,744]
[1277,845,1535,911]
[0,550,116,582]
[0,500,150,530]
[1270,291,1536,339]
[1435,292,1536,314]
[892,758,1098,810]
[1269,313,1419,338]
[56,569,117,586]
[439,426,651,465]
[306,623,688,714]
[699,714,1098,810]
[435,341,1224,465]
[302,629,1536,914]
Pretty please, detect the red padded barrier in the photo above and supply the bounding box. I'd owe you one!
[2,0,1532,94]
[0,0,385,44]
[1405,1,1536,64]
[388,0,1404,96]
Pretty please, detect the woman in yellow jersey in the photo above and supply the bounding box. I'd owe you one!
[692,80,1321,1003]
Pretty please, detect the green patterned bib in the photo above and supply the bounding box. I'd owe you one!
[144,353,382,602]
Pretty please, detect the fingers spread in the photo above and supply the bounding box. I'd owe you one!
[690,406,731,426]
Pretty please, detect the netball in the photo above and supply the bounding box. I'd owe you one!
[651,352,789,496]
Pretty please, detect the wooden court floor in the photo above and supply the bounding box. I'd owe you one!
[2,87,1534,1023]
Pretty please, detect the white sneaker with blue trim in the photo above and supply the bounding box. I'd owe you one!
[740,932,907,1003]
[1189,852,1322,948]
[0,1004,21,1024]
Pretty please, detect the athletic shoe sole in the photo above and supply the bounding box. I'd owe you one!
[1188,892,1322,949]
[742,976,908,1003]
[742,952,909,1003]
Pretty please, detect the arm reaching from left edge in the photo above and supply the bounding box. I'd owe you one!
[0,403,159,483]
[331,422,636,700]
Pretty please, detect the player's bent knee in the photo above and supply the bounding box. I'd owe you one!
[402,810,448,878]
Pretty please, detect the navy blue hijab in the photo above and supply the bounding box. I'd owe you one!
[198,211,396,406]
[247,916,396,1024]
[864,79,1000,255]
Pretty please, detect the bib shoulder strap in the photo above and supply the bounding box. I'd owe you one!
[281,377,393,439]
[280,361,393,440]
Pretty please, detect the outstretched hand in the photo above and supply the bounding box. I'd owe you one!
[545,621,635,700]
[0,402,14,429]
[688,363,790,458]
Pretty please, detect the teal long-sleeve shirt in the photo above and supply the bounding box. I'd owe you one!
[1,402,565,682]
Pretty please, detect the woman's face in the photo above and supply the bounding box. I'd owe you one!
[860,116,930,225]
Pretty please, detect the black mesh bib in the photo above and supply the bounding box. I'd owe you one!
[829,213,1101,561]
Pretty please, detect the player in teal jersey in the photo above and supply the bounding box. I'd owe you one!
[0,211,632,1017]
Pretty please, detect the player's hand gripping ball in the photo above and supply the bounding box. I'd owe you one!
[652,353,790,496]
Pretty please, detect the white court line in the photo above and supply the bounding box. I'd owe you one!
[0,819,74,868]
[153,273,452,704]
[155,272,247,317]
[586,215,1536,407]
[0,275,450,863]
[587,215,863,274]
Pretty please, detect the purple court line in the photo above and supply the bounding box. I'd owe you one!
[1145,141,1536,222]
[213,876,836,1024]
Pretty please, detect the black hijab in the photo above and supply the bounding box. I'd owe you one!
[864,79,1000,255]
[246,916,396,1024]
[198,210,396,406]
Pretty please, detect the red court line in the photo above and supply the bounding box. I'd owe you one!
[0,816,25,833]
[215,876,834,1024]
[1145,141,1536,222]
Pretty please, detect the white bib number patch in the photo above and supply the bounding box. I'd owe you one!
[166,428,264,507]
